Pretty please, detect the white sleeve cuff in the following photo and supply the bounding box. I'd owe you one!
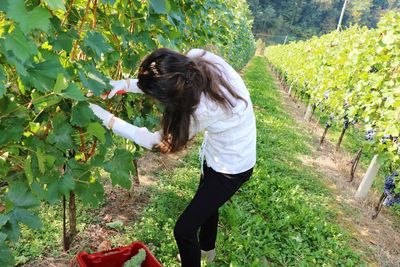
[112,117,162,149]
[127,79,144,94]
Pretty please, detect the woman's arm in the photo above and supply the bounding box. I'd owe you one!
[89,103,161,149]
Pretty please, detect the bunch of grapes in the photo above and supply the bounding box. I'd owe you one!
[343,114,350,129]
[325,113,335,128]
[365,129,376,141]
[380,134,394,144]
[323,90,330,100]
[383,171,400,207]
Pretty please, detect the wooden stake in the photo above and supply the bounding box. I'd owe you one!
[355,154,380,199]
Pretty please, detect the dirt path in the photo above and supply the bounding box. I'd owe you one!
[269,69,400,266]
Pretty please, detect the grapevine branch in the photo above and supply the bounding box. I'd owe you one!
[62,0,75,26]
[70,0,92,61]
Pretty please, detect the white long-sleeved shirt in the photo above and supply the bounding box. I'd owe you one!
[186,49,256,174]
[112,49,256,174]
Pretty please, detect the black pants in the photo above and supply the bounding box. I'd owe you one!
[173,163,253,267]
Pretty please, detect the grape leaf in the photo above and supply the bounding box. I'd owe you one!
[382,32,395,45]
[54,73,68,93]
[3,28,38,62]
[106,220,124,229]
[83,31,114,59]
[0,118,25,146]
[59,173,75,196]
[62,83,87,101]
[28,58,63,92]
[9,207,42,229]
[105,149,134,189]
[149,0,171,14]
[101,0,116,4]
[75,180,104,207]
[71,102,95,127]
[123,248,146,267]
[0,1,7,12]
[24,156,33,185]
[43,0,66,12]
[6,0,51,34]
[51,29,77,52]
[6,181,40,208]
[87,122,106,144]
[0,215,9,228]
[0,65,6,98]
[0,232,6,243]
[0,241,15,267]
[47,114,74,151]
[78,68,110,96]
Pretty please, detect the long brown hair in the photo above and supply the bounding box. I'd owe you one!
[137,48,246,152]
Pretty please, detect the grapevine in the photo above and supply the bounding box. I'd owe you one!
[0,0,255,265]
[266,11,400,168]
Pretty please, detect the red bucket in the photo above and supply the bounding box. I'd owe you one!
[77,241,162,267]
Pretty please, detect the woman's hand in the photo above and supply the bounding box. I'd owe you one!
[154,135,173,154]
[102,79,143,99]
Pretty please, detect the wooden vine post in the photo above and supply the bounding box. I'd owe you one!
[304,104,313,121]
[355,154,380,199]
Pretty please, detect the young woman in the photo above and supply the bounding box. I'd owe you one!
[89,48,256,267]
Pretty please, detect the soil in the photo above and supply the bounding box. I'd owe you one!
[270,68,400,267]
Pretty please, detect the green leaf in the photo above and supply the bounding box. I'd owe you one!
[101,0,116,4]
[6,181,40,208]
[59,173,75,196]
[6,0,51,34]
[62,83,87,101]
[124,249,146,267]
[47,113,74,151]
[83,31,114,59]
[382,32,395,45]
[0,215,9,228]
[71,102,94,127]
[87,122,106,144]
[105,149,134,189]
[51,29,77,52]
[106,220,124,229]
[0,241,15,267]
[149,0,170,14]
[43,0,66,12]
[0,232,7,243]
[78,68,110,96]
[9,207,42,229]
[0,118,25,146]
[75,180,104,207]
[54,73,68,93]
[3,28,38,62]
[0,65,6,97]
[24,156,33,185]
[28,58,63,92]
[36,149,46,174]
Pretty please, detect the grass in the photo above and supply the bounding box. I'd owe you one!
[17,56,367,266]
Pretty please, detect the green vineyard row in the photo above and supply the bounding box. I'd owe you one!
[266,12,400,166]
